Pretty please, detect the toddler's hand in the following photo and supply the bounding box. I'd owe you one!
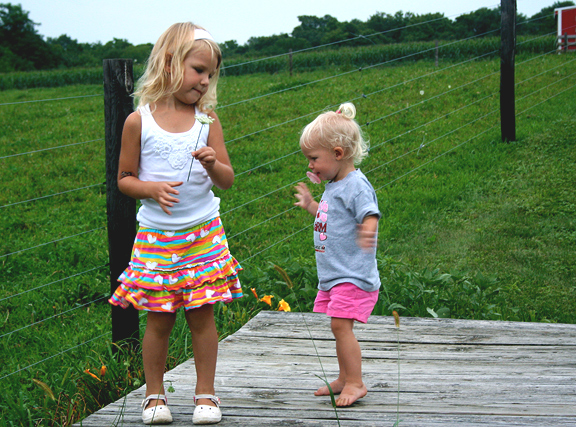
[149,181,182,215]
[294,182,313,210]
[192,146,217,170]
[356,222,377,251]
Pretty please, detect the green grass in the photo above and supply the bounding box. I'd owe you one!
[0,53,575,425]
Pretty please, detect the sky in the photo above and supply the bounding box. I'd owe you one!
[18,0,556,46]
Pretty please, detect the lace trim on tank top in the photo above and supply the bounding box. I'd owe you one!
[154,132,197,170]
[143,104,203,171]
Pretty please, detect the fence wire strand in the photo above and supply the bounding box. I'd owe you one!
[0,264,108,302]
[0,93,101,107]
[0,182,105,209]
[0,227,105,259]
[0,138,104,160]
[0,295,109,340]
[0,331,109,381]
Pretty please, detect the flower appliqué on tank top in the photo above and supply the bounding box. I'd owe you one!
[153,131,198,170]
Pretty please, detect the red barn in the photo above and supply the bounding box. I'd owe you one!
[555,6,576,51]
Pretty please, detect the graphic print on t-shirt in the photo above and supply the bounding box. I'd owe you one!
[314,199,328,252]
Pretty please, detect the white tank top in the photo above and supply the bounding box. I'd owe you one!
[136,104,220,230]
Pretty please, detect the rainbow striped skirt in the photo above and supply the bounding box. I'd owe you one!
[109,217,242,312]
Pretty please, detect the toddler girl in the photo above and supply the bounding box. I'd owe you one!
[294,103,380,407]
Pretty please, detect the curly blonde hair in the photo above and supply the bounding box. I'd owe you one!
[300,103,369,164]
[134,22,222,113]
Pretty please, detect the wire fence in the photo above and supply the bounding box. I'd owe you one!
[0,12,574,386]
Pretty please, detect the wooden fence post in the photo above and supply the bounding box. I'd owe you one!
[435,40,439,67]
[500,0,516,142]
[103,59,139,348]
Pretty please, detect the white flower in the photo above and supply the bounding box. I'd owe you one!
[419,90,425,96]
[187,115,215,181]
[196,115,215,125]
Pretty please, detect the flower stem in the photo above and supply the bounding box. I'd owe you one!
[187,125,204,182]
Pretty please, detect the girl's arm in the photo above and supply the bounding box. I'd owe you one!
[294,182,319,216]
[193,112,234,190]
[117,111,182,215]
[356,215,379,250]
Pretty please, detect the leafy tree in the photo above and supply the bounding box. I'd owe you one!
[0,3,55,70]
[292,15,340,46]
[366,11,410,43]
[323,19,366,46]
[0,45,19,72]
[47,34,86,68]
[221,39,244,57]
[454,7,502,39]
[246,34,296,56]
[123,43,154,65]
[402,13,454,42]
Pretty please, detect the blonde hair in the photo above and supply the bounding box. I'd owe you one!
[134,22,222,112]
[300,103,369,164]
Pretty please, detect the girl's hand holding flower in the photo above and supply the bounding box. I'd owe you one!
[192,146,217,170]
[187,114,216,181]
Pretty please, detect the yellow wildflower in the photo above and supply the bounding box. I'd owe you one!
[251,288,258,299]
[84,369,101,381]
[259,295,274,306]
[277,299,291,312]
[100,365,107,376]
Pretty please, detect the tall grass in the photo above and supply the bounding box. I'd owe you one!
[0,52,574,425]
[224,35,556,75]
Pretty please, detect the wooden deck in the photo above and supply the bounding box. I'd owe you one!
[76,311,576,426]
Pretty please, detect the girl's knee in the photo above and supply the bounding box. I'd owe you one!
[330,317,354,336]
[185,304,216,332]
[145,311,177,336]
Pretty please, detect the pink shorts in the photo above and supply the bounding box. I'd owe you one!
[314,282,379,323]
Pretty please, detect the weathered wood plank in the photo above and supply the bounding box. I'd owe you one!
[74,311,576,426]
[235,312,576,346]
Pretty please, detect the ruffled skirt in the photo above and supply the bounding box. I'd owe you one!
[109,217,242,312]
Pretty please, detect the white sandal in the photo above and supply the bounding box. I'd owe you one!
[193,394,222,425]
[141,394,173,425]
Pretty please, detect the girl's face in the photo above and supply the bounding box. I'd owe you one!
[173,45,217,106]
[301,144,345,182]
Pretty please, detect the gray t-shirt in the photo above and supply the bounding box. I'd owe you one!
[313,169,381,292]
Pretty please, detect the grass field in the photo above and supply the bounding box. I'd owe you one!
[0,51,574,425]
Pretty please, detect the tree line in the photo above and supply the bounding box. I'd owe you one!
[0,1,573,73]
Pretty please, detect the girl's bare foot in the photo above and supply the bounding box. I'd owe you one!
[335,383,367,407]
[314,378,345,396]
